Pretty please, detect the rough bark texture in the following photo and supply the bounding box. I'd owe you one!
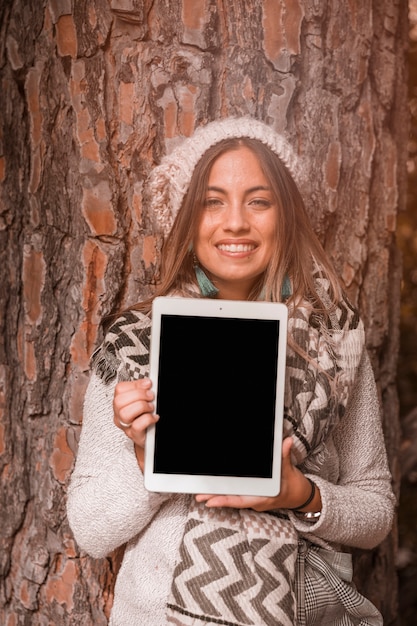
[0,1,408,624]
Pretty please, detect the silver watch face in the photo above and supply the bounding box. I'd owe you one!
[303,511,321,521]
[295,510,321,522]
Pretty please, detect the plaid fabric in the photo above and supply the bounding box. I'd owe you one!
[297,540,382,626]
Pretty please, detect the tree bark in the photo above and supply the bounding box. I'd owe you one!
[0,0,408,623]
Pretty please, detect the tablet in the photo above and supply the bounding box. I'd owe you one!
[144,296,288,497]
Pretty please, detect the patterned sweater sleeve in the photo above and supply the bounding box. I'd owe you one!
[66,312,171,559]
[289,349,396,549]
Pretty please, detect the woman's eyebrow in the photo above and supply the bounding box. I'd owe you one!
[206,185,271,193]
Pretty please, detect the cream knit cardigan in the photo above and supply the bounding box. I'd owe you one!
[67,348,395,626]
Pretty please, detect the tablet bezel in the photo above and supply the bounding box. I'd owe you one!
[144,296,288,497]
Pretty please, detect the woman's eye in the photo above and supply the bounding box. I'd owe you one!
[249,198,272,208]
[204,198,222,208]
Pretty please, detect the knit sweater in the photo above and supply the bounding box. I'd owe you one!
[66,314,395,626]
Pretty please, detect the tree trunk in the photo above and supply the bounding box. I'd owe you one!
[0,0,408,623]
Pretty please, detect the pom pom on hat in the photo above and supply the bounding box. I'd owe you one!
[146,116,303,237]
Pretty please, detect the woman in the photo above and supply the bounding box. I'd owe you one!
[67,117,395,626]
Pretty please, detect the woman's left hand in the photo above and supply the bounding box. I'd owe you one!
[195,436,321,512]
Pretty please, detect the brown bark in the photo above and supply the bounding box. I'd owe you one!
[0,0,408,623]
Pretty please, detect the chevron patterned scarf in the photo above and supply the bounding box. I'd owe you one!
[165,281,365,626]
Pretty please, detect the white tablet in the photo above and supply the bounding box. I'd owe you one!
[144,296,288,497]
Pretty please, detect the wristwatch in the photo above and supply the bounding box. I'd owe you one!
[295,510,321,522]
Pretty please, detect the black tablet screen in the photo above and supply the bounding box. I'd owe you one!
[153,314,280,478]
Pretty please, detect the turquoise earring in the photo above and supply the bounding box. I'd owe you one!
[281,274,292,299]
[259,275,292,301]
[194,265,219,298]
[191,250,219,298]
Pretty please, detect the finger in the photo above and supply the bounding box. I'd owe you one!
[280,437,296,484]
[115,378,152,393]
[114,387,154,410]
[116,400,155,424]
[129,412,159,432]
[282,436,293,460]
[195,494,214,502]
[198,495,229,507]
[128,413,159,447]
[200,495,250,509]
[115,405,156,435]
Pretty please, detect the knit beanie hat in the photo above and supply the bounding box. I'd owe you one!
[146,117,303,237]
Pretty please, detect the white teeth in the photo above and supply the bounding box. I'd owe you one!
[218,243,255,252]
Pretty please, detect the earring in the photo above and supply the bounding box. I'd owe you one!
[281,274,292,299]
[192,252,219,298]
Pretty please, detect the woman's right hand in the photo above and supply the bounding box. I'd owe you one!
[113,378,159,471]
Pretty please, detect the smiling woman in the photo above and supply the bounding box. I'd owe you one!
[194,146,278,300]
[147,124,343,311]
[66,117,395,626]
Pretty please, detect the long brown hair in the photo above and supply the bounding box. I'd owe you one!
[132,137,341,314]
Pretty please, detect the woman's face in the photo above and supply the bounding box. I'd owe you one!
[194,146,279,300]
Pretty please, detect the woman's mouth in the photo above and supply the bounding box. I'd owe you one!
[217,243,256,253]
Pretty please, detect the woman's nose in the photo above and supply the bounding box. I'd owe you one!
[222,202,249,231]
